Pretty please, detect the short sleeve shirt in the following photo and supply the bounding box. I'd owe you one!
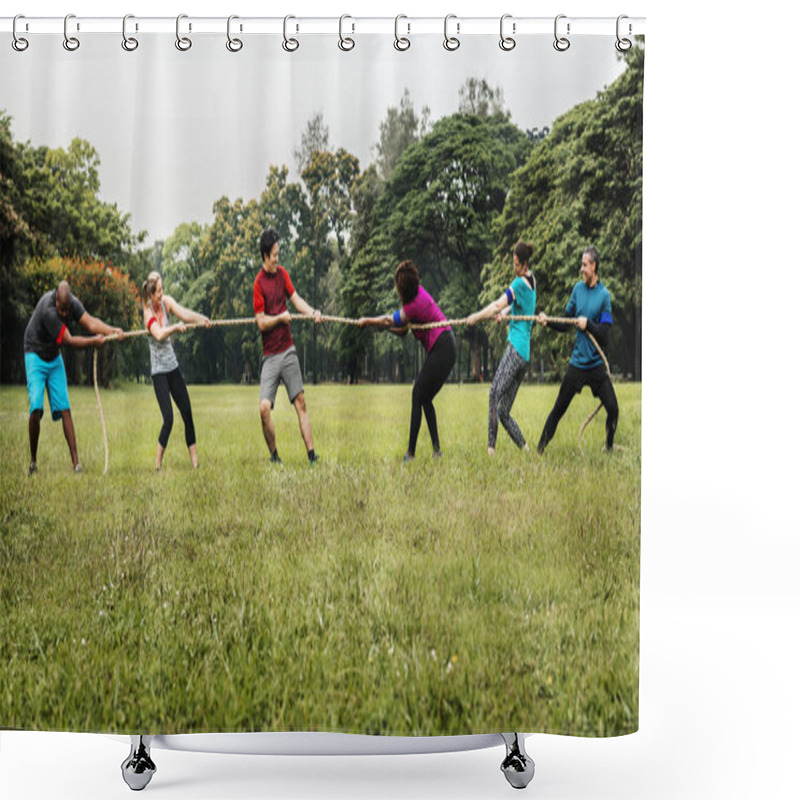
[566,280,613,370]
[507,275,536,362]
[253,265,296,356]
[23,290,86,362]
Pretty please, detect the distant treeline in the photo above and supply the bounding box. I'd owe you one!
[0,45,642,387]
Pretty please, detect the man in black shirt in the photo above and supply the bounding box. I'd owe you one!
[24,281,122,475]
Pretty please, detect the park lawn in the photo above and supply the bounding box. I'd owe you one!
[0,381,640,737]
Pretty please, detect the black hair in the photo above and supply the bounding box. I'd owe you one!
[260,228,280,261]
[394,260,420,305]
[514,241,534,266]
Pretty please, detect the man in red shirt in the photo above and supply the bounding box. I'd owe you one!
[253,227,322,465]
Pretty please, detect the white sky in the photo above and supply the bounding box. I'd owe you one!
[1,30,625,244]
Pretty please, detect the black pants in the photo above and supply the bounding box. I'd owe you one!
[409,330,456,456]
[538,364,618,451]
[152,368,196,450]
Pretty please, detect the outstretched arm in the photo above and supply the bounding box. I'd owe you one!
[467,292,510,326]
[164,295,211,328]
[537,311,572,333]
[77,311,123,338]
[358,309,408,336]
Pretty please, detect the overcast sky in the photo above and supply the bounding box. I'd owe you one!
[1,32,625,244]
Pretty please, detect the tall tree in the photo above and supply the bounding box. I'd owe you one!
[375,89,430,181]
[458,78,507,118]
[293,112,330,174]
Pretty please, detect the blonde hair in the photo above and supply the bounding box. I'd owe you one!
[141,272,162,320]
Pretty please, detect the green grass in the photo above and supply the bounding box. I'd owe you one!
[0,381,640,737]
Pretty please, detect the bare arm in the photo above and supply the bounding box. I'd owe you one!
[164,295,211,328]
[77,311,123,338]
[357,309,408,335]
[467,293,510,326]
[289,292,322,323]
[61,327,105,349]
[144,307,185,343]
[255,309,292,333]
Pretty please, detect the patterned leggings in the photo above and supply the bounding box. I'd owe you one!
[488,344,528,449]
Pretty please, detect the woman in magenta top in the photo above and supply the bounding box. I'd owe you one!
[358,260,456,461]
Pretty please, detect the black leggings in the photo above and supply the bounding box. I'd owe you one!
[152,368,196,450]
[408,330,456,456]
[538,364,618,451]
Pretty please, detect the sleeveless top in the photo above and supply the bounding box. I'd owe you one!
[147,303,180,376]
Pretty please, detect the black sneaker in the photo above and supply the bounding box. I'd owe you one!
[308,454,319,467]
[28,462,37,477]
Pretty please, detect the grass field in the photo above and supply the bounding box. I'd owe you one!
[0,381,640,737]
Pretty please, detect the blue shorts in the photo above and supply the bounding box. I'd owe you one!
[25,352,70,420]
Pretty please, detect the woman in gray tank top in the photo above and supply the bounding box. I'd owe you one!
[142,272,211,470]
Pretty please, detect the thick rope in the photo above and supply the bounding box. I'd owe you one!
[94,312,611,468]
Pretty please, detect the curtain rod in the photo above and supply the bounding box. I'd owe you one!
[2,16,646,37]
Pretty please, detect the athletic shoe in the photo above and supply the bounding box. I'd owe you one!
[28,462,37,477]
[402,452,415,463]
[73,463,83,474]
[308,454,319,467]
[432,450,443,459]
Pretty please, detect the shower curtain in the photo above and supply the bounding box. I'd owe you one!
[1,17,643,741]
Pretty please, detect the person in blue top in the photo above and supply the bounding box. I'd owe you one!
[536,245,618,453]
[468,241,537,455]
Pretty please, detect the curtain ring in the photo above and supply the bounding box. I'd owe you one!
[394,14,410,51]
[63,13,80,51]
[553,14,570,52]
[443,14,460,51]
[176,14,192,51]
[338,14,355,51]
[121,14,138,51]
[615,15,632,52]
[283,15,299,52]
[12,15,29,52]
[226,15,243,52]
[499,14,516,51]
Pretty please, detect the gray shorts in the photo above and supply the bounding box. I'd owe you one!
[260,346,304,408]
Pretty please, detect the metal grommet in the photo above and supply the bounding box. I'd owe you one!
[443,14,460,51]
[553,14,570,52]
[283,15,299,52]
[615,15,632,52]
[63,13,80,51]
[175,14,192,51]
[12,15,29,52]
[338,14,355,51]
[226,15,243,52]
[122,14,138,51]
[499,14,516,51]
[394,14,410,51]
